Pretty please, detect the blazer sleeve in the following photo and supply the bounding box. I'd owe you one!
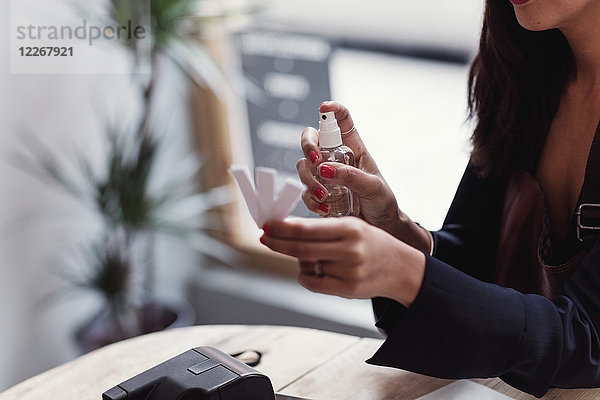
[372,162,506,333]
[369,165,600,397]
[430,162,507,282]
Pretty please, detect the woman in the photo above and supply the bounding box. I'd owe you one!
[260,0,600,396]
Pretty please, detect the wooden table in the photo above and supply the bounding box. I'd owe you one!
[0,325,599,400]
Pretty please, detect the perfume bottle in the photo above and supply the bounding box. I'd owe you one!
[316,111,360,217]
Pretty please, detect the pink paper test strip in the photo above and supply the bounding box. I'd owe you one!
[229,165,305,227]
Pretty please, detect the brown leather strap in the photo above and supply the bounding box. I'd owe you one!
[577,120,600,242]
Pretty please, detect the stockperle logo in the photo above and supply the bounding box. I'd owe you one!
[10,0,151,74]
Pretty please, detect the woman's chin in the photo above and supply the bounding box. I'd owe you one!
[515,15,553,32]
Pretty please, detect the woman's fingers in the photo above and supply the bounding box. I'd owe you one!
[298,259,363,281]
[299,157,384,213]
[319,101,355,137]
[298,260,318,274]
[261,234,345,260]
[317,162,383,200]
[296,157,331,214]
[319,101,367,158]
[261,218,367,276]
[298,101,385,217]
[263,217,360,241]
[261,218,356,259]
[296,158,328,202]
[260,217,425,305]
[301,191,328,215]
[300,127,321,165]
[302,101,369,166]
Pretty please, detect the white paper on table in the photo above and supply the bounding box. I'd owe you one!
[415,380,512,400]
[229,165,305,227]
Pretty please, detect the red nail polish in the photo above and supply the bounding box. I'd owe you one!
[318,203,329,213]
[309,151,319,163]
[313,187,326,200]
[262,224,270,236]
[320,164,335,179]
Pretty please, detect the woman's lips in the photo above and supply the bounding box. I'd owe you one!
[510,0,530,5]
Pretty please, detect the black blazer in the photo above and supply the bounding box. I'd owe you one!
[367,164,600,398]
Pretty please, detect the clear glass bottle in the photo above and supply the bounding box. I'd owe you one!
[316,111,360,217]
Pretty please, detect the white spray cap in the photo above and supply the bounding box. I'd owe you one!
[318,111,342,148]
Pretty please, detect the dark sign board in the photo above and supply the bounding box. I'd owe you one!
[237,30,332,217]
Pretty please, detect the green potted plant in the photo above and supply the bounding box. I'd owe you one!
[21,0,257,351]
[24,120,232,351]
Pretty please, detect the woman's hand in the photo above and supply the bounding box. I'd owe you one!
[297,101,431,253]
[260,217,426,308]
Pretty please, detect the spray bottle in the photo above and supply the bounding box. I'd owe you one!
[316,111,360,217]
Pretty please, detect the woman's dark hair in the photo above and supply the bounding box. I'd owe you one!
[468,1,572,177]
